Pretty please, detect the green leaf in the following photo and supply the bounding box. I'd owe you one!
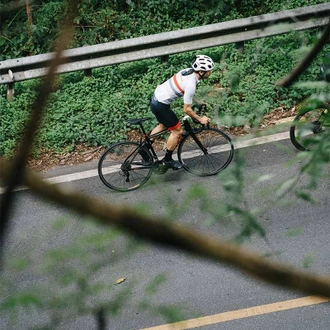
[11,257,29,271]
[286,228,303,237]
[302,254,315,269]
[295,191,315,203]
[276,177,297,197]
[145,273,167,296]
[1,293,42,311]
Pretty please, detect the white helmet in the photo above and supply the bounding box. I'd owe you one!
[191,55,215,72]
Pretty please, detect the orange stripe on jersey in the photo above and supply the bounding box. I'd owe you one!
[173,74,184,94]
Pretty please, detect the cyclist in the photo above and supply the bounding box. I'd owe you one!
[149,54,214,169]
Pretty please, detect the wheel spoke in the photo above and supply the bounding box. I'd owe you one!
[98,142,153,191]
[178,128,234,176]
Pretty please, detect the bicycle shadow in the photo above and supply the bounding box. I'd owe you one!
[144,168,191,188]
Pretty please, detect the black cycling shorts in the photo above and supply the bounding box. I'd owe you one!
[150,96,180,130]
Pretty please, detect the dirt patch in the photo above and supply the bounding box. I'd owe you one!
[260,106,297,127]
[5,106,297,173]
[26,145,106,172]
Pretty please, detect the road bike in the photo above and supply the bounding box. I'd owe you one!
[289,101,330,151]
[98,106,234,191]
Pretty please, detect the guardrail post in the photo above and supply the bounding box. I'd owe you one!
[7,82,15,101]
[235,41,245,54]
[161,55,169,63]
[84,68,92,77]
[6,70,15,101]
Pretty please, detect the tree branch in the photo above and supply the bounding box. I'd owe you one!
[276,22,330,87]
[0,0,81,258]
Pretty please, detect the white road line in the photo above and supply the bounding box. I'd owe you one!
[233,131,289,149]
[0,131,290,194]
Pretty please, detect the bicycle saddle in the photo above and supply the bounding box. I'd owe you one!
[127,117,152,125]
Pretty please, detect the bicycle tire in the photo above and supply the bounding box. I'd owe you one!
[290,107,329,151]
[98,142,153,192]
[177,127,234,176]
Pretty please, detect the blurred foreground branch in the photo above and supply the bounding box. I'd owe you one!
[276,22,330,87]
[1,159,329,299]
[0,0,81,257]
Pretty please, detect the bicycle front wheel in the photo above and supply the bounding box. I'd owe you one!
[177,128,234,176]
[290,107,329,151]
[98,142,153,192]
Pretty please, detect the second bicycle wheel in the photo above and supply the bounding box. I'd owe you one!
[98,142,153,192]
[290,107,329,151]
[177,128,234,176]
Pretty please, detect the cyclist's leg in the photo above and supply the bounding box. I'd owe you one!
[150,98,168,135]
[150,99,183,169]
[163,123,183,170]
[150,123,167,136]
[166,124,183,151]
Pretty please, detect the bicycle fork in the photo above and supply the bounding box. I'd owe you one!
[183,116,208,154]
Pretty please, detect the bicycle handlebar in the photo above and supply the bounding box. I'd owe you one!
[183,103,210,131]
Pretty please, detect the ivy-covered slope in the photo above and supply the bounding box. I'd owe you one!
[0,0,329,157]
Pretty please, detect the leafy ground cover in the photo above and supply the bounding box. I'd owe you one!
[1,1,329,166]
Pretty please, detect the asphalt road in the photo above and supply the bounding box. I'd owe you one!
[1,135,330,330]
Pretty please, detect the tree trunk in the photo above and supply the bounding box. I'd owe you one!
[25,0,33,55]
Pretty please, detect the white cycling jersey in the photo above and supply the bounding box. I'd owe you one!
[154,68,199,105]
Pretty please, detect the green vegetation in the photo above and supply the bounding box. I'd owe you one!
[0,0,329,158]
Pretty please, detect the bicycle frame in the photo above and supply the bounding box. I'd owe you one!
[133,116,208,162]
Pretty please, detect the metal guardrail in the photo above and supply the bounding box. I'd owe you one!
[0,3,329,88]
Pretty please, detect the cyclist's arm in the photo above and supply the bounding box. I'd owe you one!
[183,103,209,125]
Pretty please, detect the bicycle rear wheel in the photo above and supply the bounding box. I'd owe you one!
[290,107,329,151]
[98,142,153,192]
[177,127,234,176]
